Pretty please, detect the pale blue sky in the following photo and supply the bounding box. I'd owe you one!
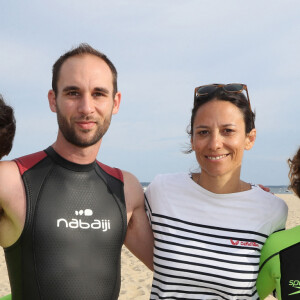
[1,0,299,184]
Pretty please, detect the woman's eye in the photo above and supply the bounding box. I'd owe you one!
[223,128,234,134]
[198,130,209,136]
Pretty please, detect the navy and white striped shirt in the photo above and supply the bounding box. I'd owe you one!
[145,173,287,300]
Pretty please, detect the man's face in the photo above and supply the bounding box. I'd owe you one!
[49,54,120,148]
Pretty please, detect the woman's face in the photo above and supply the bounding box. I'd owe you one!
[191,99,256,180]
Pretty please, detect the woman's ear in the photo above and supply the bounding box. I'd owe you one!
[191,137,195,151]
[245,129,256,150]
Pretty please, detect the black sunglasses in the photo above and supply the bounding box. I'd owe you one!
[194,83,251,109]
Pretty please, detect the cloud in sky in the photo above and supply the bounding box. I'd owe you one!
[1,0,299,184]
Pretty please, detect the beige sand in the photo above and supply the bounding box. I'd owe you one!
[1,193,299,299]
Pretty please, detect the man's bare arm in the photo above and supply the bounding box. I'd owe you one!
[0,161,25,248]
[123,171,154,271]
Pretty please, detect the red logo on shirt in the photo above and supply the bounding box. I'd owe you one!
[230,239,259,247]
[230,239,240,245]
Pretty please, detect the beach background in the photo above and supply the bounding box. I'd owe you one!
[0,192,299,299]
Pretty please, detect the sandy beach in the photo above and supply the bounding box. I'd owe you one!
[1,193,299,299]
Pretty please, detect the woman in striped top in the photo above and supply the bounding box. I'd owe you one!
[145,84,288,300]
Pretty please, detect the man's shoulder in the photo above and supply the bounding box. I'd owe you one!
[14,150,48,175]
[0,160,24,210]
[121,170,143,208]
[122,170,140,189]
[96,161,123,183]
[0,150,48,195]
[0,160,19,179]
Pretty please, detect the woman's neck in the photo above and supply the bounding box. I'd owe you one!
[193,171,251,194]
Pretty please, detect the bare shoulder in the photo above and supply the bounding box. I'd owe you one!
[122,170,144,211]
[0,160,22,205]
[122,170,142,191]
[0,160,20,186]
[0,161,25,247]
[0,159,19,170]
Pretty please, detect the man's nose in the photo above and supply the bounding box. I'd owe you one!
[78,94,95,115]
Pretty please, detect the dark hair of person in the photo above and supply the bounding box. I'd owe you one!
[0,95,16,159]
[288,147,300,198]
[52,43,118,97]
[185,88,256,153]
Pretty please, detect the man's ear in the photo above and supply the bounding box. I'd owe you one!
[245,129,256,150]
[112,92,121,115]
[48,90,57,113]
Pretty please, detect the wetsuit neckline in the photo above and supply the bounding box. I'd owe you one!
[44,146,96,172]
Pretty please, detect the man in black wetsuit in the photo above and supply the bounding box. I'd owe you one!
[0,44,153,299]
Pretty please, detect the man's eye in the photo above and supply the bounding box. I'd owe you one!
[67,91,79,96]
[93,92,106,97]
[94,93,103,97]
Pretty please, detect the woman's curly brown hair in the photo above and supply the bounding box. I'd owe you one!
[288,147,300,198]
[0,95,16,159]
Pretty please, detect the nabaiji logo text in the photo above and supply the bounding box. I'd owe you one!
[230,239,259,247]
[289,280,300,296]
[57,209,111,231]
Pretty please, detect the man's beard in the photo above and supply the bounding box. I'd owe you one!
[56,107,112,148]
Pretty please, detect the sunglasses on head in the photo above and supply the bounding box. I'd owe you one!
[194,83,251,109]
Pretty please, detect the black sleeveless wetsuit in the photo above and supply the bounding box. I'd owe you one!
[4,147,127,300]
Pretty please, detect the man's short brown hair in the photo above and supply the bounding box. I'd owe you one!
[52,43,118,97]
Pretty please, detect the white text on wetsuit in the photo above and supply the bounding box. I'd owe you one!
[57,209,111,231]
